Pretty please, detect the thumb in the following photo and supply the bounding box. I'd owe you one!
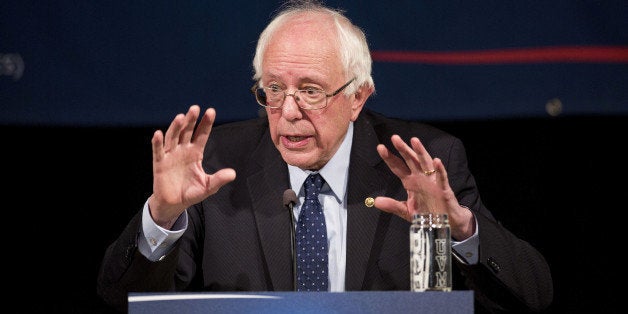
[207,168,237,194]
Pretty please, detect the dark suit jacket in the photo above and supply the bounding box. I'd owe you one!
[97,109,553,313]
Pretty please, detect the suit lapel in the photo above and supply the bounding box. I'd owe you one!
[344,113,401,290]
[247,131,293,291]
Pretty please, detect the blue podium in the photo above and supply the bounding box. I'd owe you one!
[128,291,474,313]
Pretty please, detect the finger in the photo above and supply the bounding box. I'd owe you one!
[410,137,435,173]
[377,143,411,178]
[151,130,165,162]
[390,135,422,173]
[432,158,460,210]
[433,158,449,191]
[179,105,201,144]
[206,168,237,194]
[163,112,185,151]
[374,196,412,222]
[193,108,216,146]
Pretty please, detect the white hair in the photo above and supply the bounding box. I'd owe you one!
[252,0,375,95]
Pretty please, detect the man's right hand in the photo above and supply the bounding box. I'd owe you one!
[147,105,236,229]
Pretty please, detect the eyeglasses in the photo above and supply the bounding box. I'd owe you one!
[251,78,355,110]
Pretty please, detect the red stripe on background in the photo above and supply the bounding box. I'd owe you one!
[371,46,628,64]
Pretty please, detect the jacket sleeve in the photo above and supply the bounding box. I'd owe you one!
[96,210,181,312]
[442,136,553,312]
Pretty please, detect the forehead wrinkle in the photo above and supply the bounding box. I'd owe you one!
[261,12,342,86]
[263,48,340,88]
[264,54,331,80]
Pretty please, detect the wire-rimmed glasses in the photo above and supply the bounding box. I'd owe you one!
[251,78,355,110]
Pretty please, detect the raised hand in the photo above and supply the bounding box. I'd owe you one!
[148,105,236,229]
[375,135,474,240]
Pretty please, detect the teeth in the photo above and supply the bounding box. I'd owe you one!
[287,136,305,142]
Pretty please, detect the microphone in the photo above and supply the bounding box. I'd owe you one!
[283,189,298,291]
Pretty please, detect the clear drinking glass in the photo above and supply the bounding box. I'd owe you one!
[410,213,452,292]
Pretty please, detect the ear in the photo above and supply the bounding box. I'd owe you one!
[349,84,374,121]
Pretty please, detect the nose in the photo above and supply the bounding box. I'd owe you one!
[281,91,303,120]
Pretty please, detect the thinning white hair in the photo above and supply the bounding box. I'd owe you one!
[252,0,375,95]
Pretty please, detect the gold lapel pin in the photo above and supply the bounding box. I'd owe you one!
[364,197,375,207]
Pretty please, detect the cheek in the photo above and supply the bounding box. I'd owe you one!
[315,108,350,144]
[331,103,352,125]
[267,115,281,143]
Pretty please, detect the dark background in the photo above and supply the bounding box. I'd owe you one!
[2,1,628,125]
[5,115,625,313]
[2,0,627,313]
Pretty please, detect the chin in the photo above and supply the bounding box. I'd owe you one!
[282,153,319,171]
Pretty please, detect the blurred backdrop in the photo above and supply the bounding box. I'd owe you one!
[2,0,627,125]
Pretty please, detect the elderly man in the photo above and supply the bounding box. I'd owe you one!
[97,1,553,313]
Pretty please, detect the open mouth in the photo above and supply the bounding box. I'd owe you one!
[287,136,307,142]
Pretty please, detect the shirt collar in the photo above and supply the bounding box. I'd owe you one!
[288,122,353,202]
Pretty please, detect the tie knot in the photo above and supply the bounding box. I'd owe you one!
[304,174,324,201]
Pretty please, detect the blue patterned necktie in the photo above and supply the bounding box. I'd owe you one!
[296,173,328,291]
